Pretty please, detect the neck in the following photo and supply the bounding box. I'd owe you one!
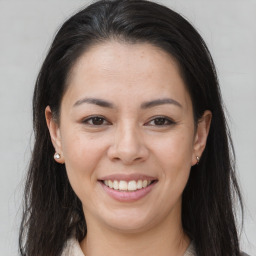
[80,210,190,256]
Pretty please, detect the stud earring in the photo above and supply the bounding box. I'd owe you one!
[196,156,200,165]
[54,152,61,160]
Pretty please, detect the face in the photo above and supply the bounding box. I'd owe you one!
[46,41,211,234]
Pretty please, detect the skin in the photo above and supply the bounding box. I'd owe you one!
[46,41,211,256]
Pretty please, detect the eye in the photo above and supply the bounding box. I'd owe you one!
[145,116,175,126]
[82,116,110,126]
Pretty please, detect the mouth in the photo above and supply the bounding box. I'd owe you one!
[98,174,158,202]
[101,179,157,192]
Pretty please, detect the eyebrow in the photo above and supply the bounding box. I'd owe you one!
[73,97,114,108]
[73,97,182,109]
[141,98,182,109]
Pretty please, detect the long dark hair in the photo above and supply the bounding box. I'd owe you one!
[19,0,243,255]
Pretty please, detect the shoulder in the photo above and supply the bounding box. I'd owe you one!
[184,242,250,256]
[60,239,250,256]
[61,237,85,256]
[184,242,196,256]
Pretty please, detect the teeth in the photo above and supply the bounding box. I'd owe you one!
[128,181,137,191]
[137,180,142,189]
[113,180,119,190]
[142,180,148,188]
[103,179,153,191]
[119,180,128,190]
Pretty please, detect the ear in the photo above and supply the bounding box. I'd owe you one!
[191,110,212,166]
[45,106,65,164]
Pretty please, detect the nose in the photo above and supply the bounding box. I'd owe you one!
[107,123,149,165]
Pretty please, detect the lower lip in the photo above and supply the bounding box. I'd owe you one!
[100,181,156,202]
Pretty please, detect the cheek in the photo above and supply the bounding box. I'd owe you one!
[60,130,107,191]
[154,131,194,164]
[150,130,194,184]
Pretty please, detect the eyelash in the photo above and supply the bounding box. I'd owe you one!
[145,116,176,126]
[82,116,111,126]
[82,115,175,127]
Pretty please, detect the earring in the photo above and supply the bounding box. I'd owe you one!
[54,152,61,160]
[196,156,200,165]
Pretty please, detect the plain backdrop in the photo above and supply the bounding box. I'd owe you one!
[0,0,255,255]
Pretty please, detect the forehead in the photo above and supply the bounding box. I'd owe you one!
[64,41,191,109]
[70,41,180,83]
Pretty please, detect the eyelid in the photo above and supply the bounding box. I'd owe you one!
[82,115,111,126]
[81,115,175,127]
[144,115,176,126]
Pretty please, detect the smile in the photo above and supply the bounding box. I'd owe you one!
[100,180,157,202]
[99,174,158,202]
[103,180,153,191]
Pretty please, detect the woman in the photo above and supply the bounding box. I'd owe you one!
[19,0,248,255]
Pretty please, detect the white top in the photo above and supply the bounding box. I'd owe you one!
[61,238,196,256]
[61,238,84,256]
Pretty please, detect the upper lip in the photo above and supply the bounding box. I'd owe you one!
[99,173,158,182]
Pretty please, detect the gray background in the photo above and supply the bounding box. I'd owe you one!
[0,0,255,255]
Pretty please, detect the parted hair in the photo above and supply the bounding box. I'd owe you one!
[19,1,243,255]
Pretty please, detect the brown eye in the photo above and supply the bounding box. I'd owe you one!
[153,118,168,125]
[83,116,110,126]
[91,117,104,125]
[146,116,175,126]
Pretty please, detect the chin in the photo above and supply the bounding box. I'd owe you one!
[100,209,159,234]
[106,220,153,234]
